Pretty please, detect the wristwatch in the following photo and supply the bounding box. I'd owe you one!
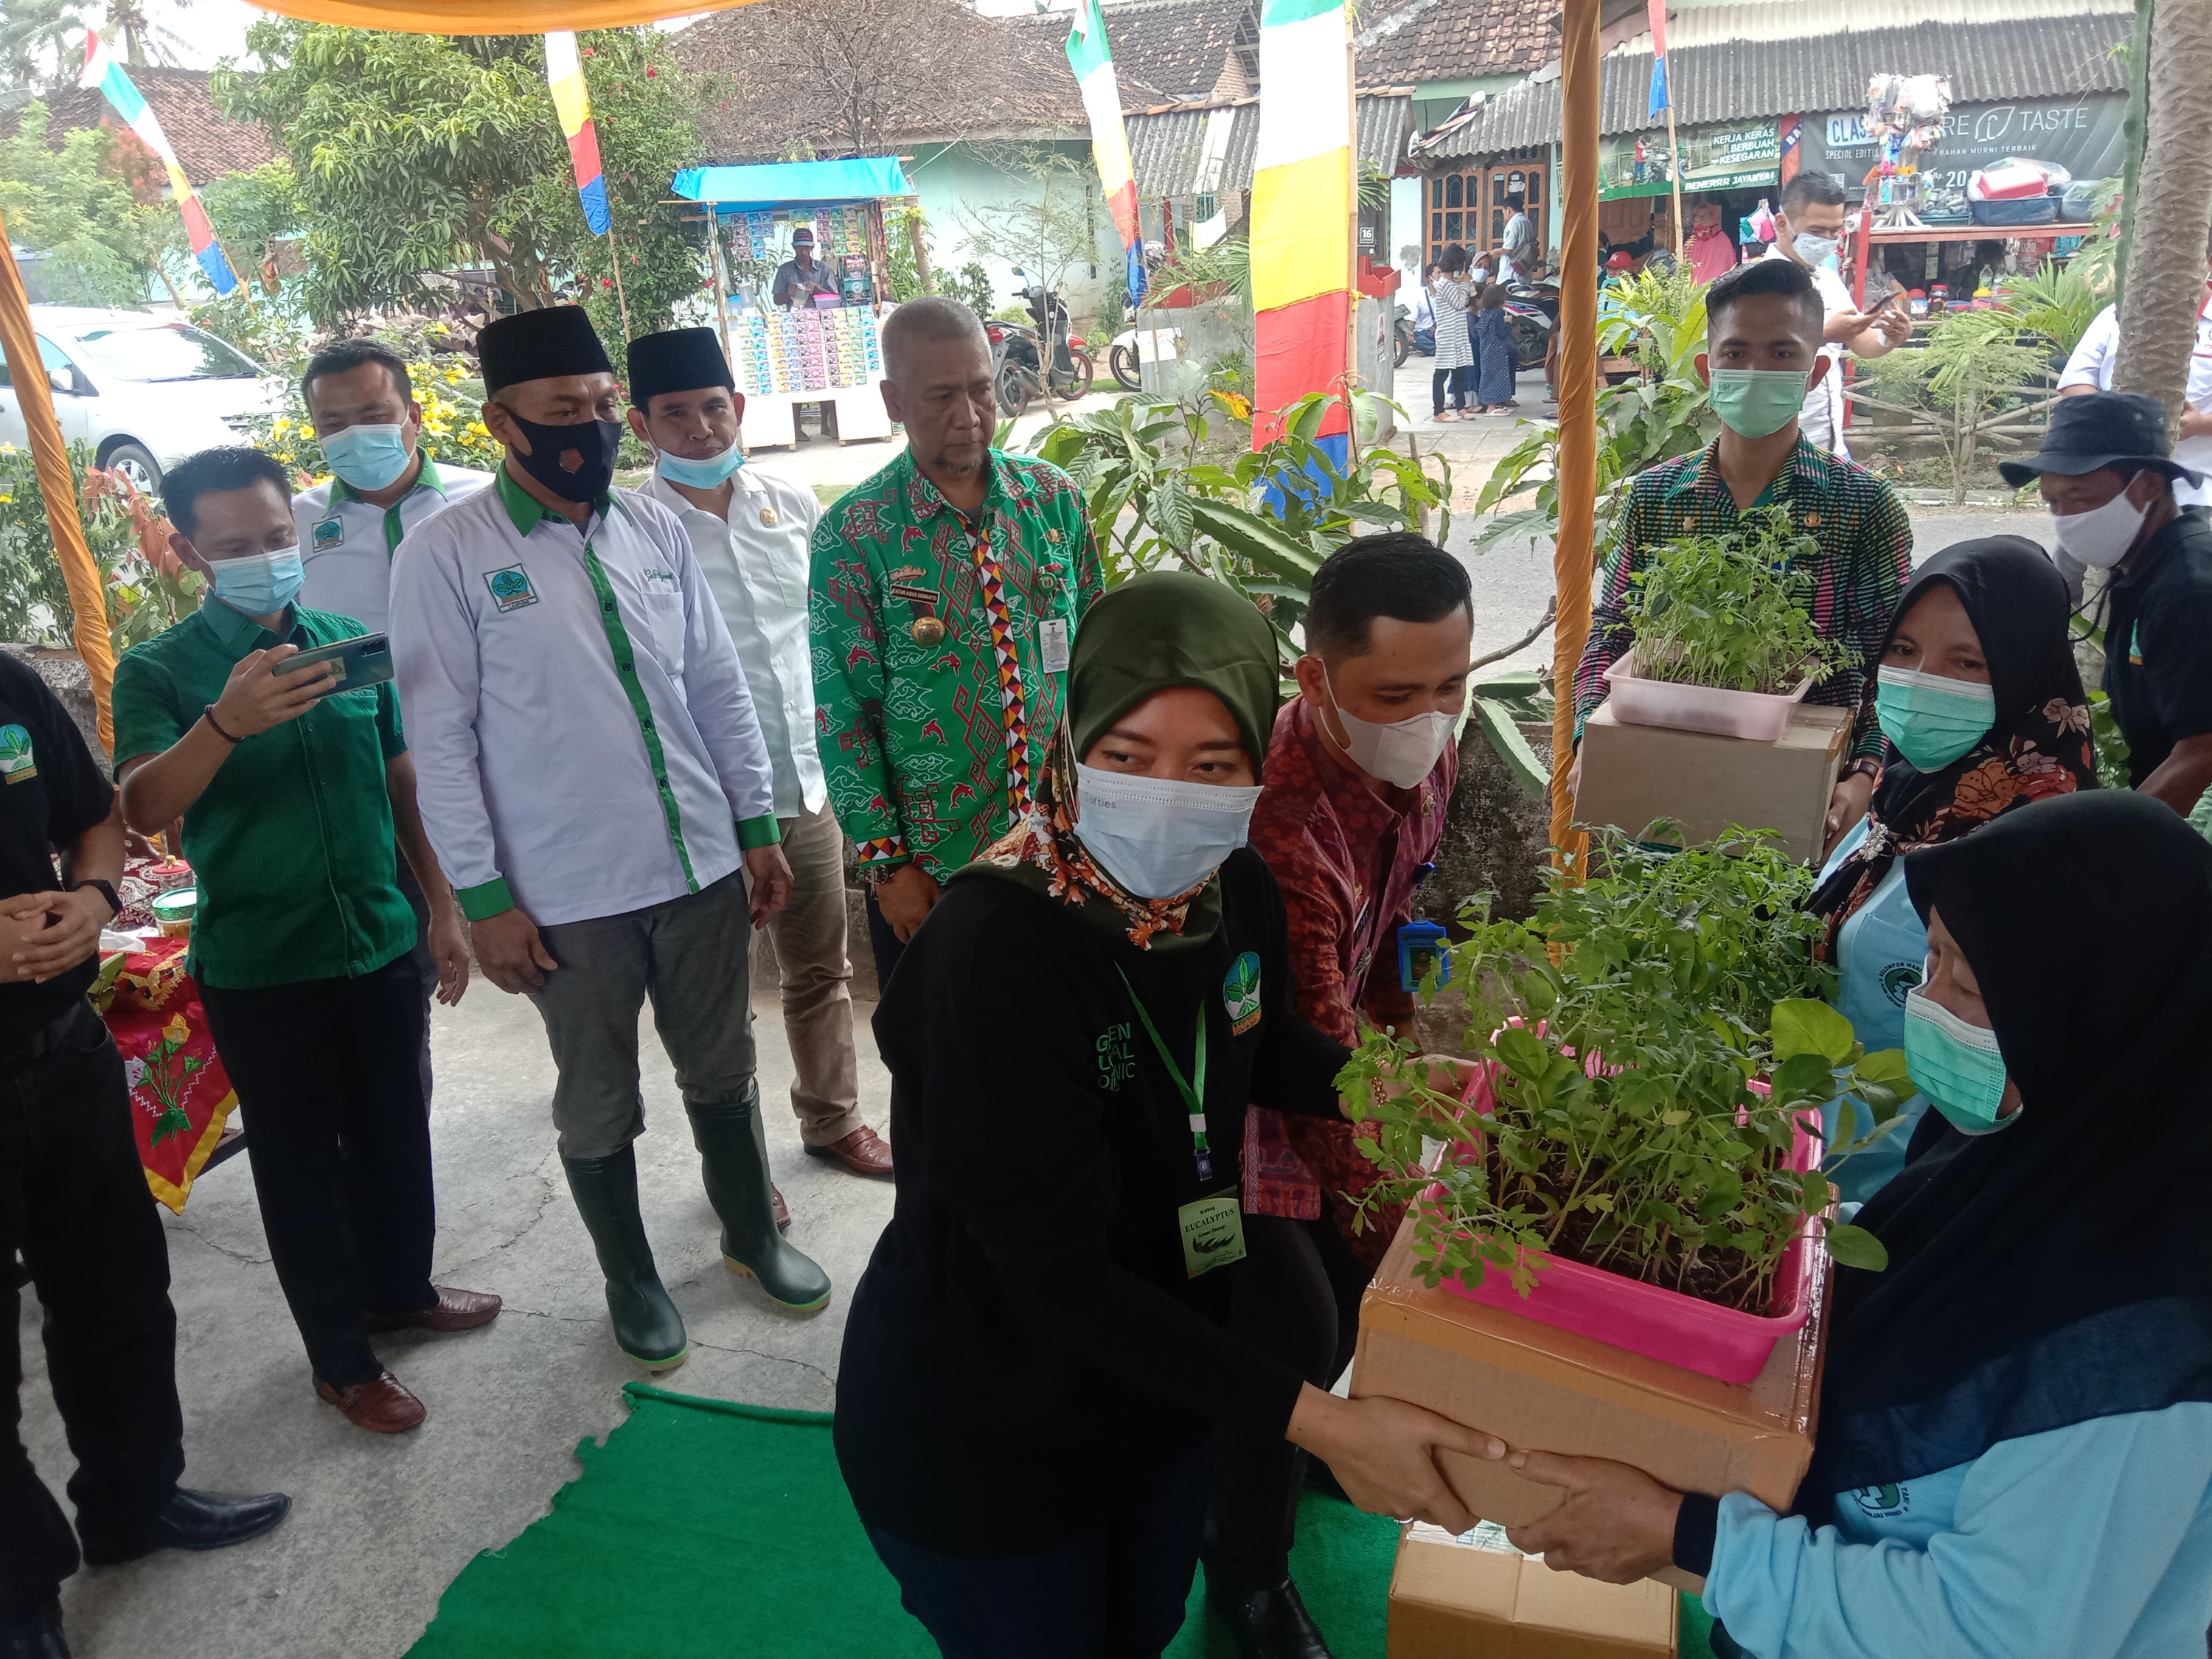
[1843,757,1882,782]
[69,879,121,919]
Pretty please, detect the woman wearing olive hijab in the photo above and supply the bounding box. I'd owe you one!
[835,573,1495,1658]
[1443,793,2212,1658]
[1806,537,2097,1200]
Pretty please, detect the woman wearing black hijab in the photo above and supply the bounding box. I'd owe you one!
[1806,537,2096,1200]
[1447,793,2212,1657]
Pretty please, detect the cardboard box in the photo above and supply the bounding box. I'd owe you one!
[1575,699,1851,863]
[1352,1219,1828,1595]
[1390,1520,1676,1658]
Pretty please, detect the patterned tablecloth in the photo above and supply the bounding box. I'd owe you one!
[90,858,237,1214]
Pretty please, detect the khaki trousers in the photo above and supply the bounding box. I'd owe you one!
[759,799,863,1146]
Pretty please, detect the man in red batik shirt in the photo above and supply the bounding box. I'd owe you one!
[1203,533,1472,1659]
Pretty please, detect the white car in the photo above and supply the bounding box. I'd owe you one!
[0,305,279,493]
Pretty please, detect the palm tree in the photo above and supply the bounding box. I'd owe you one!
[2112,0,2212,428]
[102,0,193,69]
[0,0,92,90]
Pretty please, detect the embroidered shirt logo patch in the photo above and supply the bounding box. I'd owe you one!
[0,724,35,785]
[484,565,540,613]
[1223,951,1263,1036]
[312,516,344,550]
[641,566,679,591]
[1851,1483,1908,1519]
[1879,960,1924,1008]
[1097,1022,1135,1091]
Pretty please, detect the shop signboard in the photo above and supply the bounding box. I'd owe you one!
[1599,119,1779,201]
[1800,93,2126,196]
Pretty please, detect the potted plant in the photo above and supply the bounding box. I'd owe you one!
[1342,829,1910,1384]
[1604,507,1851,740]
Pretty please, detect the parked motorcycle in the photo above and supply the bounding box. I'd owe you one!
[1391,302,1435,368]
[1012,270,1095,403]
[984,318,1043,416]
[1503,282,1557,372]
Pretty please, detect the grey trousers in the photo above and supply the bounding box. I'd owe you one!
[526,872,757,1161]
[758,800,863,1147]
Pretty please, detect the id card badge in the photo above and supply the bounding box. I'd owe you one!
[1179,1192,1248,1279]
[1038,616,1071,674]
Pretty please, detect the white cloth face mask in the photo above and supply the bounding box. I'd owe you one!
[2051,486,2149,570]
[1070,762,1263,900]
[1321,664,1462,790]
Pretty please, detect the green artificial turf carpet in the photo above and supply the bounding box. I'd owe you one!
[408,1381,1711,1658]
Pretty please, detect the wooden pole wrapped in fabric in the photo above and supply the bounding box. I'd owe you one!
[1548,0,1601,873]
[0,216,114,751]
[2112,0,2212,427]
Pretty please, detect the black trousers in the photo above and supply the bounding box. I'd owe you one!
[1,1002,184,1617]
[1202,1213,1372,1589]
[199,956,437,1388]
[863,885,908,1000]
[394,854,437,1110]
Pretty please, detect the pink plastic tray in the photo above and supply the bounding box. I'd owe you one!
[1429,1063,1823,1385]
[1604,647,1812,742]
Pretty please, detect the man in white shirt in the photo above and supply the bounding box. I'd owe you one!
[293,337,492,1110]
[1761,172,1910,457]
[390,306,826,1374]
[624,327,889,1183]
[1498,193,1539,285]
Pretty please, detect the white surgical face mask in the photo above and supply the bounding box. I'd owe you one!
[1790,230,1840,268]
[2051,484,2150,569]
[1321,664,1461,790]
[1070,761,1262,900]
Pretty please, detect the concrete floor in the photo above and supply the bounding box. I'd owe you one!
[18,369,2053,1657]
[21,975,899,1659]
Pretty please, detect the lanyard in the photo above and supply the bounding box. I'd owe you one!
[1115,966,1213,1183]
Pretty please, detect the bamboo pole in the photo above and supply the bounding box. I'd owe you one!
[603,206,635,340]
[1663,102,1685,261]
[1549,0,1601,874]
[706,208,735,375]
[0,217,114,750]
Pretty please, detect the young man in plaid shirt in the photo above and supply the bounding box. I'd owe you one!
[1571,257,1913,852]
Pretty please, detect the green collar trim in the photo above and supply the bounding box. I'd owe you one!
[201,594,293,655]
[495,465,611,537]
[329,451,443,509]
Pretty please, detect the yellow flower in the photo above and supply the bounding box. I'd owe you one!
[273,417,291,434]
[163,1012,189,1045]
[0,493,13,504]
[443,368,461,383]
[0,442,15,453]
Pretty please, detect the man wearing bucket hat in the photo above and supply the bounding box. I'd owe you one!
[390,305,829,1375]
[1998,390,2212,819]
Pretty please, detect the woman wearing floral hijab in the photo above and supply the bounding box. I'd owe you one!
[1806,537,2097,1200]
[834,572,1495,1656]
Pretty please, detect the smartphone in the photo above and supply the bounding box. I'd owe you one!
[273,631,394,695]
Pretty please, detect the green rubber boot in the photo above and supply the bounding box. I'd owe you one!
[687,1084,833,1314]
[562,1148,689,1369]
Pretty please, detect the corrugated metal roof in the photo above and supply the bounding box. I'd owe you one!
[1419,11,2131,160]
[1127,92,1411,196]
[1659,0,2129,49]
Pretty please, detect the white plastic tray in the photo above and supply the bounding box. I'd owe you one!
[1604,647,1813,742]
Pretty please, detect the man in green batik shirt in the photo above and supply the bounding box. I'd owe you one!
[810,298,1101,990]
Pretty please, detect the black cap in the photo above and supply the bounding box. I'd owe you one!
[626,327,735,408]
[477,305,613,396]
[791,226,815,243]
[1997,390,2205,487]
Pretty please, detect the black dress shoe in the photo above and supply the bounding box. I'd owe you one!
[78,1486,291,1566]
[1208,1575,1334,1659]
[0,1601,71,1659]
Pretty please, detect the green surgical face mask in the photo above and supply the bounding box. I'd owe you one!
[1903,988,2012,1133]
[1876,664,1996,772]
[1707,367,1809,439]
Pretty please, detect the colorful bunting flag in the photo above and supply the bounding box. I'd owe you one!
[79,30,237,296]
[545,32,609,237]
[1646,0,1670,119]
[1065,0,1144,305]
[1249,0,1352,448]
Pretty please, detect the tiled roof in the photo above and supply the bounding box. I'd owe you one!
[7,69,274,185]
[1419,9,2131,159]
[1353,0,1560,87]
[679,0,1265,159]
[1124,91,1412,196]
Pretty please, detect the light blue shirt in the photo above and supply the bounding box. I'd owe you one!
[1817,819,1931,1202]
[1705,1402,2212,1659]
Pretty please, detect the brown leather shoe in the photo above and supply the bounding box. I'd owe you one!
[364,1286,503,1333]
[314,1371,426,1433]
[804,1124,894,1178]
[773,1184,790,1230]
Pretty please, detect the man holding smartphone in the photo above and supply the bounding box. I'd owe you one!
[1761,171,1911,456]
[112,447,496,1436]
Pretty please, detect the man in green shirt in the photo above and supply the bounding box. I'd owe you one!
[114,447,497,1438]
[809,297,1101,990]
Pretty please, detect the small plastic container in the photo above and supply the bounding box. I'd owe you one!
[150,887,197,938]
[1426,1075,1826,1385]
[1603,647,1813,742]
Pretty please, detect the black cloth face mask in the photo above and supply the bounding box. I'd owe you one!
[508,412,622,502]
